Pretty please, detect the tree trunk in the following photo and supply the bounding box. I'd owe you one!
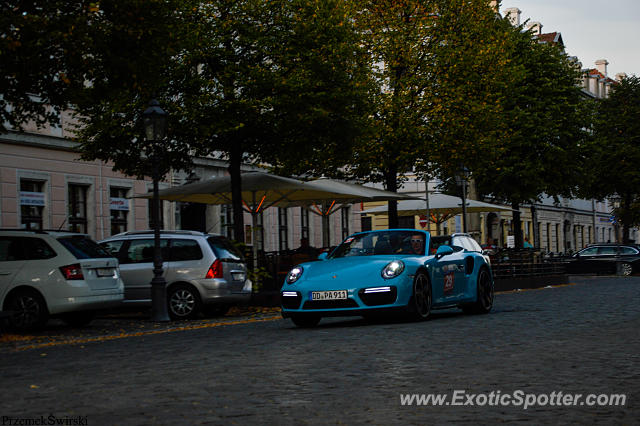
[512,201,522,249]
[384,168,399,229]
[228,147,245,243]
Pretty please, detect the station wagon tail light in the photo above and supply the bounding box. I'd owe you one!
[381,260,405,279]
[60,264,84,280]
[206,259,224,279]
[286,266,304,284]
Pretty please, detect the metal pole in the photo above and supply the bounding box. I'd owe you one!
[322,201,330,248]
[425,179,430,234]
[151,152,170,322]
[251,191,258,270]
[592,199,597,243]
[461,180,468,233]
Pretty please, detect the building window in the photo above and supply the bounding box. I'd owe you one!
[361,216,372,232]
[68,184,88,233]
[148,198,164,230]
[110,187,129,235]
[221,205,234,239]
[341,207,350,239]
[398,215,415,230]
[278,208,288,251]
[255,212,264,251]
[300,208,310,240]
[20,180,45,230]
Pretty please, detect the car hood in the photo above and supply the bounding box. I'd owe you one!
[289,255,410,287]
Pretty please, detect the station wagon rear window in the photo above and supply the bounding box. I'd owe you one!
[208,237,244,261]
[58,236,113,259]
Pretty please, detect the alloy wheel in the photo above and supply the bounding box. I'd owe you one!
[413,273,432,319]
[169,288,196,318]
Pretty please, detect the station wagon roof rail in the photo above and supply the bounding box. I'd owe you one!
[112,230,208,237]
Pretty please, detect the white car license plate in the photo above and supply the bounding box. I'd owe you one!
[311,290,347,301]
[232,272,245,281]
[97,268,114,277]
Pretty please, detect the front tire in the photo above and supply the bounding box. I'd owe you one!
[620,262,633,276]
[290,314,320,328]
[464,268,493,314]
[168,284,202,320]
[6,289,49,332]
[408,272,432,321]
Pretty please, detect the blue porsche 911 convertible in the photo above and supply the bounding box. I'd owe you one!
[281,229,494,327]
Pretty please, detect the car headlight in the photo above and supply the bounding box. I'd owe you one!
[381,260,405,279]
[286,266,304,284]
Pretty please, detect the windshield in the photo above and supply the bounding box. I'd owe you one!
[329,230,427,258]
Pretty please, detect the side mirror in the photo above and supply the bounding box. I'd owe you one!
[435,245,454,259]
[317,252,328,261]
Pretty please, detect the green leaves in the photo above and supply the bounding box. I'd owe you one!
[585,76,640,235]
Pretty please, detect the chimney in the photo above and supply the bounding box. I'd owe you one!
[595,59,608,77]
[615,72,627,82]
[503,7,521,26]
[527,21,543,35]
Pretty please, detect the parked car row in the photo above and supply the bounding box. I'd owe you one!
[2,228,638,332]
[1,229,252,331]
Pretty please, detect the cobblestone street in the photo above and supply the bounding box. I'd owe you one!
[1,277,638,424]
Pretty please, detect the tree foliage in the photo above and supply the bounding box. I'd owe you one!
[71,0,198,178]
[70,0,369,242]
[0,1,95,132]
[472,22,589,247]
[585,75,640,242]
[349,0,511,227]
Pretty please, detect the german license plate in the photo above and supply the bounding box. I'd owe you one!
[311,290,347,301]
[97,268,114,277]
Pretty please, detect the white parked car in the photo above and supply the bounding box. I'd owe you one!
[0,230,124,331]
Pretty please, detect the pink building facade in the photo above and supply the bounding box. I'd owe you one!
[1,120,362,251]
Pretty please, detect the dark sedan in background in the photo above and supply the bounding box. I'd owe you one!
[566,244,640,276]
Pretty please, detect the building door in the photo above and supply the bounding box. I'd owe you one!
[180,203,206,232]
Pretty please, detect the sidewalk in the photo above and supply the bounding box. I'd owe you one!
[0,306,282,353]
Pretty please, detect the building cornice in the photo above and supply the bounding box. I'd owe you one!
[0,130,79,151]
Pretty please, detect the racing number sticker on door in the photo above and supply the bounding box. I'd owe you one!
[443,272,454,295]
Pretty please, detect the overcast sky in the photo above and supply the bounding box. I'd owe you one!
[500,0,639,78]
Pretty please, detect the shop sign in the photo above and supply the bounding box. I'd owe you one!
[20,191,45,206]
[110,197,130,211]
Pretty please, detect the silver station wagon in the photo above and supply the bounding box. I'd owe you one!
[0,230,124,331]
[99,231,252,320]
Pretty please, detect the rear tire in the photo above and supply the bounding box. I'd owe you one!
[464,268,493,314]
[6,289,49,332]
[620,262,633,276]
[168,284,202,320]
[291,314,320,328]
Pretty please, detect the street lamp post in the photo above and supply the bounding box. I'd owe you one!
[455,166,470,233]
[143,99,170,322]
